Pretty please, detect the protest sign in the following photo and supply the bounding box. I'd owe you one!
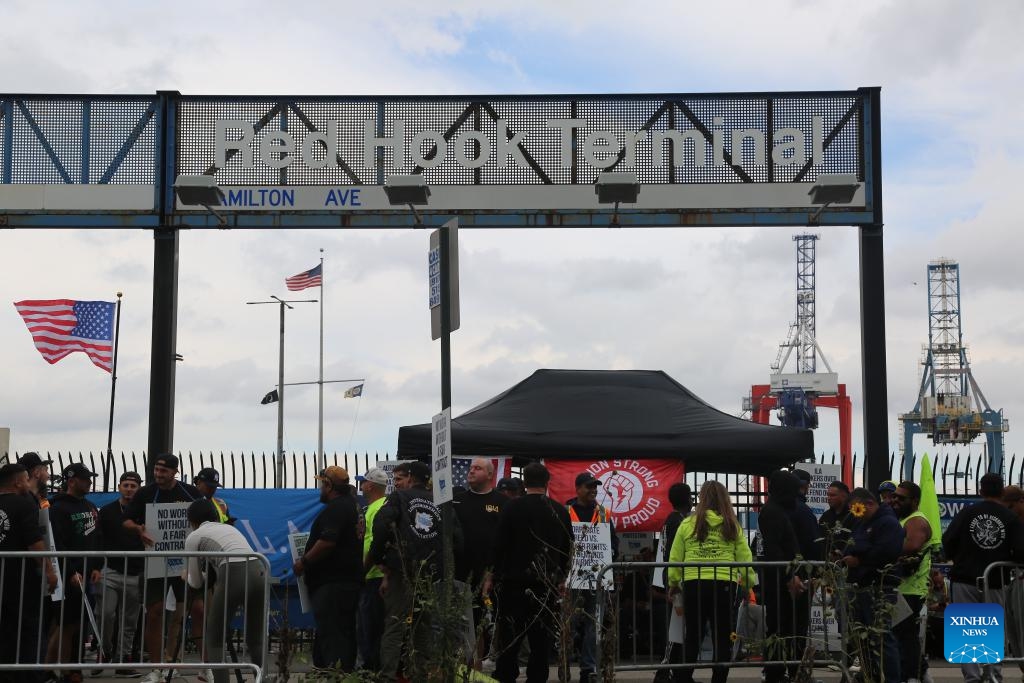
[287,531,311,613]
[569,522,614,591]
[145,502,191,578]
[804,464,841,517]
[39,509,63,601]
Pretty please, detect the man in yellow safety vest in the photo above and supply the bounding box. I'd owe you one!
[194,468,233,525]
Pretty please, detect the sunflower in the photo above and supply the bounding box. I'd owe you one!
[850,501,867,518]
[730,632,739,643]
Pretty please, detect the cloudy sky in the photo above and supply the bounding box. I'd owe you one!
[2,0,1022,476]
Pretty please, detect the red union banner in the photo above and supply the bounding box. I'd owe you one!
[545,458,686,533]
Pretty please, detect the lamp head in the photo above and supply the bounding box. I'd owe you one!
[174,175,224,207]
[384,174,431,206]
[595,171,640,204]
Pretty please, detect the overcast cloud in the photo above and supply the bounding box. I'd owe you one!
[2,0,1022,472]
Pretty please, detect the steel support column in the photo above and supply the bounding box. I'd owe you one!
[146,91,180,480]
[147,227,179,471]
[860,87,888,492]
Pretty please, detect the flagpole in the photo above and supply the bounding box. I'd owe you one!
[104,292,123,493]
[318,248,325,471]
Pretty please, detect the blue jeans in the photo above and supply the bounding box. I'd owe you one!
[852,587,900,683]
[311,582,360,671]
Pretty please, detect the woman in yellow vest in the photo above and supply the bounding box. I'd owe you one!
[667,480,755,683]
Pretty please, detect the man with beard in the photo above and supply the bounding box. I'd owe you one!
[841,488,904,683]
[17,451,52,509]
[943,473,1024,683]
[46,463,102,681]
[293,466,363,672]
[122,454,201,681]
[891,481,932,683]
[0,463,57,682]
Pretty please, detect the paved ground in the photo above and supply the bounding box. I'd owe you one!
[80,659,1020,682]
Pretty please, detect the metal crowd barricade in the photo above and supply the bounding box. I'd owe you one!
[0,550,271,681]
[593,560,840,682]
[981,561,1024,664]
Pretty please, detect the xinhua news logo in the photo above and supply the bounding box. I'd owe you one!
[945,603,1004,664]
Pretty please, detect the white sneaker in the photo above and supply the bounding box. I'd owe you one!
[139,670,167,683]
[197,669,214,683]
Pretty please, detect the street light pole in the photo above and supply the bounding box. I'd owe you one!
[247,295,316,487]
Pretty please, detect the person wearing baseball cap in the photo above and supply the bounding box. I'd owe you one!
[17,451,52,508]
[94,471,145,675]
[47,462,101,677]
[877,479,898,507]
[565,472,617,682]
[368,460,450,681]
[356,467,389,670]
[194,467,233,525]
[121,454,201,676]
[495,477,525,499]
[295,465,363,671]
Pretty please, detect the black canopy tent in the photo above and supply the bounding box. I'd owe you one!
[396,369,813,475]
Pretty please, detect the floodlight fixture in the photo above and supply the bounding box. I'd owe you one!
[808,173,860,221]
[595,171,640,228]
[385,174,431,205]
[595,171,640,205]
[384,174,430,227]
[174,175,227,226]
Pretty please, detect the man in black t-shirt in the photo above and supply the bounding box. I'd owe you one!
[95,471,145,673]
[454,458,507,663]
[493,462,573,683]
[293,466,363,671]
[0,463,57,680]
[46,463,102,677]
[943,473,1024,683]
[122,454,200,677]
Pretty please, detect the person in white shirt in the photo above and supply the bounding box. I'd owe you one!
[183,499,266,683]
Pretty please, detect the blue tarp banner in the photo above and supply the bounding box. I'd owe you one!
[88,489,323,628]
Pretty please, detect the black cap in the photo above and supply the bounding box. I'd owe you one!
[153,454,179,471]
[17,452,51,469]
[63,463,97,480]
[793,469,812,484]
[575,472,602,487]
[496,477,524,492]
[407,461,431,482]
[119,471,143,484]
[194,468,221,487]
[0,463,27,480]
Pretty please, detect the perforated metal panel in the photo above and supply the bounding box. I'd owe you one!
[0,96,156,185]
[174,93,864,187]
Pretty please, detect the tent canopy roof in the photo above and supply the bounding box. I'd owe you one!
[396,369,812,475]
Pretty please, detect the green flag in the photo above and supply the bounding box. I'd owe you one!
[919,453,943,548]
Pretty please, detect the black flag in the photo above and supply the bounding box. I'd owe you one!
[261,389,279,405]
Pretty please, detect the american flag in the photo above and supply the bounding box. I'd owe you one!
[451,456,512,490]
[14,299,116,373]
[285,264,322,291]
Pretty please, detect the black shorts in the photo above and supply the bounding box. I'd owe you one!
[144,576,186,607]
[51,581,88,629]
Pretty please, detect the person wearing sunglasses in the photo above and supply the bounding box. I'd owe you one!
[891,482,932,683]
